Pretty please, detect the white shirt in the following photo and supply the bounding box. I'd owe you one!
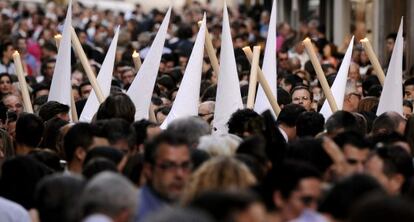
[0,197,31,222]
[278,126,289,142]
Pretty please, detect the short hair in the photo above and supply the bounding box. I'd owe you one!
[80,172,137,219]
[374,145,413,192]
[15,113,44,148]
[277,104,306,127]
[35,174,85,222]
[0,156,53,209]
[287,138,333,174]
[296,111,325,137]
[166,116,210,147]
[82,158,118,180]
[319,174,385,220]
[132,119,158,146]
[277,88,292,106]
[84,146,124,167]
[325,111,359,135]
[273,160,321,199]
[404,77,414,87]
[291,85,313,101]
[144,131,189,165]
[38,101,70,122]
[40,117,69,151]
[96,93,136,123]
[333,131,369,150]
[403,100,413,112]
[94,118,136,151]
[63,123,95,162]
[227,109,263,138]
[350,195,414,222]
[372,111,406,135]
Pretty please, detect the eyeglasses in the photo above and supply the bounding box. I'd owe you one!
[293,96,310,102]
[155,161,193,172]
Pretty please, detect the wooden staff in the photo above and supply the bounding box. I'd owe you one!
[242,47,281,116]
[360,38,386,86]
[132,50,142,72]
[54,34,78,122]
[70,27,105,104]
[246,46,260,109]
[12,51,33,113]
[198,21,220,77]
[303,38,338,112]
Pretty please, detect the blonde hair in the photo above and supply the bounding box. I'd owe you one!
[181,156,256,204]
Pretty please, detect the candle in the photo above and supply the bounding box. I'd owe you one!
[360,38,385,86]
[242,46,281,116]
[198,20,220,78]
[54,34,62,48]
[132,50,142,72]
[70,27,105,104]
[246,46,260,109]
[12,51,33,113]
[303,38,338,112]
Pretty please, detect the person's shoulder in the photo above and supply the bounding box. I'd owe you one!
[0,197,31,222]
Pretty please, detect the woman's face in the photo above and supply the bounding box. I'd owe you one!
[0,76,12,94]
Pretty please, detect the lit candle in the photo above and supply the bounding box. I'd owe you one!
[132,50,142,72]
[360,38,385,86]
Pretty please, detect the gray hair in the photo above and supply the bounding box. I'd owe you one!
[81,172,137,220]
[166,116,210,147]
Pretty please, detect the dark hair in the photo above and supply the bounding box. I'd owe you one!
[319,174,385,220]
[15,113,44,148]
[132,119,158,146]
[144,131,189,165]
[63,123,95,162]
[40,117,69,152]
[93,118,136,152]
[0,156,53,209]
[325,111,359,135]
[273,160,321,200]
[287,138,333,174]
[79,81,92,97]
[227,109,263,138]
[82,158,118,180]
[277,104,306,127]
[333,131,369,150]
[349,195,414,222]
[96,93,136,123]
[84,146,124,167]
[375,145,413,193]
[404,77,414,88]
[38,101,70,122]
[296,111,325,137]
[371,112,406,135]
[35,174,85,222]
[277,88,292,106]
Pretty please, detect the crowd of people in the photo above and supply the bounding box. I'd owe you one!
[0,0,414,222]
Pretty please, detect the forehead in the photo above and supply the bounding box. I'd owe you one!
[405,85,414,91]
[292,89,310,96]
[155,143,190,161]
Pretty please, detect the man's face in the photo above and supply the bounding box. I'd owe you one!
[121,70,135,86]
[198,103,214,122]
[386,38,395,53]
[44,62,55,79]
[404,85,414,101]
[279,178,322,220]
[148,144,191,201]
[365,155,399,195]
[344,93,361,112]
[80,84,93,99]
[292,89,312,111]
[17,39,27,53]
[343,144,369,174]
[278,53,289,70]
[4,95,23,114]
[4,45,14,59]
[403,106,412,119]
